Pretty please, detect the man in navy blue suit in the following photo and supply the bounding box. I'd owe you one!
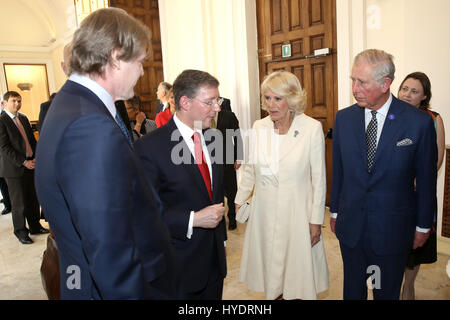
[330,49,437,300]
[34,8,176,299]
[135,69,227,299]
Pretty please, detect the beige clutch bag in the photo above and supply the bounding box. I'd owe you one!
[236,199,252,223]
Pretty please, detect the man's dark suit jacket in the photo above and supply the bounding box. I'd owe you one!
[330,96,437,256]
[134,118,227,295]
[216,110,242,166]
[216,110,242,193]
[0,112,36,178]
[155,102,165,115]
[35,80,177,299]
[38,100,52,132]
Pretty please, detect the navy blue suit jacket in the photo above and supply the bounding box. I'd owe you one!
[134,118,227,294]
[330,96,437,255]
[35,80,177,299]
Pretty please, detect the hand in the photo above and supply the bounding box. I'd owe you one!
[23,159,35,170]
[193,203,225,229]
[235,203,240,214]
[309,223,321,247]
[330,217,336,234]
[234,161,242,171]
[136,111,146,125]
[413,231,430,249]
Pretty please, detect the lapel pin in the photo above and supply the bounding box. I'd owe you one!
[294,130,299,137]
[388,114,395,120]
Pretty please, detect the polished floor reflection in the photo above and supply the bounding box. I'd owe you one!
[0,205,448,300]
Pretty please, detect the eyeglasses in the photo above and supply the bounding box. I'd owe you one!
[192,97,224,107]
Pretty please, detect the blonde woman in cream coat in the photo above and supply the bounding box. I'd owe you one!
[235,70,329,300]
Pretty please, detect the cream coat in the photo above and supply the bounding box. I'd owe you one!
[235,113,329,300]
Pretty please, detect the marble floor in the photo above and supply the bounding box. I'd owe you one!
[0,203,449,300]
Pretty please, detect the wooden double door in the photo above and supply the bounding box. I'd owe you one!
[257,0,338,203]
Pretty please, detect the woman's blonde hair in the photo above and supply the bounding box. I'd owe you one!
[260,70,307,115]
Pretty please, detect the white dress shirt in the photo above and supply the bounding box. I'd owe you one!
[173,113,213,239]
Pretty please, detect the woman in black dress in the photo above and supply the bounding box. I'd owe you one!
[397,72,445,299]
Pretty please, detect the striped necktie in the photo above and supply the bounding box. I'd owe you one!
[366,110,377,172]
[115,113,133,147]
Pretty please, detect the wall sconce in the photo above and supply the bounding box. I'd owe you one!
[17,83,33,92]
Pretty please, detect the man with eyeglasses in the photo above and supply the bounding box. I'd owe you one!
[135,69,227,300]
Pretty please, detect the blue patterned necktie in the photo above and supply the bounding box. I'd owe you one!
[366,110,377,172]
[115,113,133,147]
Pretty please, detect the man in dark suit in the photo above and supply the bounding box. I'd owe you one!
[0,91,48,244]
[135,69,227,300]
[214,106,243,230]
[0,97,11,215]
[38,42,71,132]
[34,8,176,299]
[329,49,437,300]
[155,81,172,115]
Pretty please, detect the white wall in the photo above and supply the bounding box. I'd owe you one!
[158,0,260,130]
[337,0,450,254]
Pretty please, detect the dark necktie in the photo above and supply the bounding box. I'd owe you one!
[366,110,378,172]
[115,113,133,147]
[192,132,212,201]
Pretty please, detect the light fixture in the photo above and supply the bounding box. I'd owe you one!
[17,83,33,92]
[74,0,109,26]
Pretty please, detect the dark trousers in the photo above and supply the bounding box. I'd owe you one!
[179,270,223,300]
[0,176,11,210]
[6,170,41,236]
[339,230,409,300]
[177,248,224,300]
[224,166,237,221]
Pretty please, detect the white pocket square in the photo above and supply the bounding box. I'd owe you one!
[396,138,413,146]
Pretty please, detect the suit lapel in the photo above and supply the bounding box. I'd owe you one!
[3,114,26,152]
[372,98,402,170]
[19,114,36,148]
[168,119,212,203]
[277,114,303,163]
[211,161,221,202]
[350,106,367,166]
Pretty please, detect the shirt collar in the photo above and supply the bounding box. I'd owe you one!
[173,113,203,142]
[69,73,116,118]
[4,110,17,119]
